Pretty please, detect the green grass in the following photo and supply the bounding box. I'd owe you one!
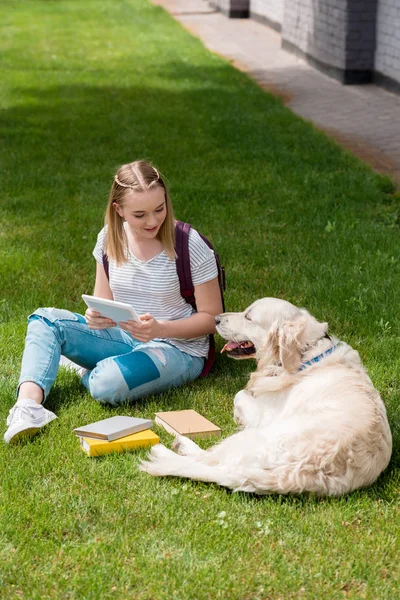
[0,0,399,598]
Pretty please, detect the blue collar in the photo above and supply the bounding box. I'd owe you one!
[298,345,337,372]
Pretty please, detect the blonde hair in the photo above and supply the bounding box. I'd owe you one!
[104,160,176,264]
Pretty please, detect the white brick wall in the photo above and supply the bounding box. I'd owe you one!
[375,0,400,83]
[213,0,400,87]
[282,0,347,69]
[250,0,284,27]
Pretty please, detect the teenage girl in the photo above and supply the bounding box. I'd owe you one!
[4,160,223,443]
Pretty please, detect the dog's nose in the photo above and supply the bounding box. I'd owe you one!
[215,316,221,325]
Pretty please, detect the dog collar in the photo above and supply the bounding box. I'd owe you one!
[298,344,337,372]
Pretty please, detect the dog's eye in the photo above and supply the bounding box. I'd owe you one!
[244,313,252,321]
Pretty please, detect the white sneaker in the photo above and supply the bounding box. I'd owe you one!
[59,355,88,377]
[4,398,57,444]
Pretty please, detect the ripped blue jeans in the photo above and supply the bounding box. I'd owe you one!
[18,308,205,407]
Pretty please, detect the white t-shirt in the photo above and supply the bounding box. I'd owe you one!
[93,224,218,357]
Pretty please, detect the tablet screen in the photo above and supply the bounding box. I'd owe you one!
[82,295,140,325]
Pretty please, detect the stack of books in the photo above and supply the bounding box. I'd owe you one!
[74,415,159,457]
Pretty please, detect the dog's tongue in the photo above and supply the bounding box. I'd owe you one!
[221,342,240,354]
[221,341,254,354]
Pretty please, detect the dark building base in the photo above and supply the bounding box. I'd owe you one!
[282,39,373,84]
[209,3,249,18]
[373,71,400,96]
[250,11,281,33]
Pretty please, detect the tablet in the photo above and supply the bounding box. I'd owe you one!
[82,295,140,326]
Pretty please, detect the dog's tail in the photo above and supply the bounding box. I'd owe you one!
[140,444,288,494]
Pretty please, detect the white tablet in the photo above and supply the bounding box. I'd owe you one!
[82,295,140,326]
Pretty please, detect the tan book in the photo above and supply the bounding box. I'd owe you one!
[155,409,221,439]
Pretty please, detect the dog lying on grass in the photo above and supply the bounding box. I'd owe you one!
[141,298,392,496]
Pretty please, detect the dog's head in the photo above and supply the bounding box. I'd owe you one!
[216,298,328,372]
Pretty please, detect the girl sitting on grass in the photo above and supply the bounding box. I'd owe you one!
[5,160,223,443]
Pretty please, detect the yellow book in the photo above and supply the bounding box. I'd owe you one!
[79,429,159,457]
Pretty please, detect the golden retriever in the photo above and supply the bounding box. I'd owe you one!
[141,298,392,495]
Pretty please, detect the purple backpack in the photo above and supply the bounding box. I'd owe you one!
[103,220,226,377]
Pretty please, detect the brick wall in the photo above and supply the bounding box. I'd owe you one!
[281,0,378,83]
[214,0,400,89]
[282,0,347,71]
[375,0,400,85]
[250,0,284,31]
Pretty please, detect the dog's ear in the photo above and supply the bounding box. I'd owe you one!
[278,317,307,372]
[262,324,280,363]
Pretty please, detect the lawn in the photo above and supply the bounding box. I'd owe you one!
[0,1,399,598]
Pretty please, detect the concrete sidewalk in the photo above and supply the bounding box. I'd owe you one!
[153,0,400,185]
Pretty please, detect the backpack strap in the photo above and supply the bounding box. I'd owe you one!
[102,253,109,280]
[200,334,216,378]
[175,220,215,377]
[175,221,196,308]
[194,231,226,311]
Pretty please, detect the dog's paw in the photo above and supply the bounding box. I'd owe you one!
[171,435,185,454]
[148,443,174,460]
[139,444,177,476]
[172,435,202,456]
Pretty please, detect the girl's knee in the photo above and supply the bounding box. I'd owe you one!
[28,308,85,329]
[87,359,136,407]
[89,374,126,407]
[25,309,64,344]
[88,351,161,406]
[27,308,86,348]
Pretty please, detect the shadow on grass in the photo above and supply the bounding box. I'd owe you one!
[1,73,390,222]
[140,467,398,505]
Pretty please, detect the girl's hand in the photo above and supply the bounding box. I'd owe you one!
[120,313,164,343]
[85,308,116,330]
